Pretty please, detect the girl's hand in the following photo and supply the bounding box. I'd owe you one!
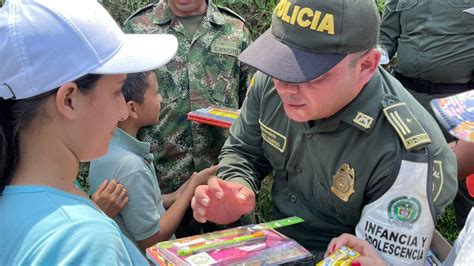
[324,233,386,266]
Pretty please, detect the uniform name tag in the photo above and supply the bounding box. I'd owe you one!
[211,41,240,57]
[259,120,286,153]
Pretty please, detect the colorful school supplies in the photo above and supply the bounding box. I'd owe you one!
[316,246,360,266]
[251,216,305,230]
[146,217,311,265]
[431,90,474,142]
[187,107,240,128]
[177,232,267,257]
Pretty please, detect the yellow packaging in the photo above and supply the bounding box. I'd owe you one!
[316,246,360,266]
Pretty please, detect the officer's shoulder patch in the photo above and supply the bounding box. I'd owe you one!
[216,6,246,23]
[381,96,431,151]
[432,160,444,202]
[124,3,156,25]
[246,73,256,96]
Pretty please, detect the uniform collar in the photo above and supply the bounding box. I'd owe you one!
[152,0,225,26]
[308,70,384,134]
[111,128,155,163]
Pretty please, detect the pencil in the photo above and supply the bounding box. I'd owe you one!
[177,232,266,256]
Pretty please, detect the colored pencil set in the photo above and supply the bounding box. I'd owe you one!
[146,217,311,265]
[187,107,240,128]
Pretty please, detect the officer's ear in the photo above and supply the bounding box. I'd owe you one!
[353,48,380,88]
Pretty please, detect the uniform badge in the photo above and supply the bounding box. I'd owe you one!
[353,112,374,129]
[246,74,256,96]
[331,163,356,202]
[383,102,431,151]
[432,160,444,202]
[387,196,421,229]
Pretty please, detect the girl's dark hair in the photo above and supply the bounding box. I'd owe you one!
[0,74,102,194]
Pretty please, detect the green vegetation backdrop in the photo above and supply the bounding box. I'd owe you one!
[0,0,458,244]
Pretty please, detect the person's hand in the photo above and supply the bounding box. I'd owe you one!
[188,165,218,188]
[175,179,189,199]
[324,234,386,266]
[91,179,128,218]
[191,177,255,225]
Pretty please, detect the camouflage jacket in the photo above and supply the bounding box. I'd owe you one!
[124,0,252,193]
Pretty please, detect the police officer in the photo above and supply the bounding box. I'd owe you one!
[123,0,253,235]
[191,0,457,264]
[379,0,474,230]
[322,50,474,266]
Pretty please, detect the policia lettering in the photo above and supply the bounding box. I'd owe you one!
[274,0,335,34]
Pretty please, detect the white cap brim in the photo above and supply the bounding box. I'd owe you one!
[92,34,178,74]
[464,7,474,15]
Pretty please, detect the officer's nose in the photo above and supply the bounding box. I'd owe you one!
[279,82,299,94]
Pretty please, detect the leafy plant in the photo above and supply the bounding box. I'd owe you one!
[98,0,277,39]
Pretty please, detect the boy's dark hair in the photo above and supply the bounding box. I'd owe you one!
[122,71,153,104]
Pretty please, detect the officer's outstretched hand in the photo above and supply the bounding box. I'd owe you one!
[191,177,255,225]
[324,233,386,266]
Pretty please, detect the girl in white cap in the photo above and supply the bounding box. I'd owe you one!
[0,0,177,264]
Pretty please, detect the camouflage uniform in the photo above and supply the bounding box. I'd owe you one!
[124,0,252,194]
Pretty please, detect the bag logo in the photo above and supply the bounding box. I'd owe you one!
[387,196,421,229]
[331,163,355,202]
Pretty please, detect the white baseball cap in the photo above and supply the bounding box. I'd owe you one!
[0,0,178,100]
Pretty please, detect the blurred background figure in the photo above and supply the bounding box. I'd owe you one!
[379,0,474,231]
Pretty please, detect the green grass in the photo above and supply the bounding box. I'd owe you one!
[436,203,460,244]
[77,163,91,194]
[255,175,274,223]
